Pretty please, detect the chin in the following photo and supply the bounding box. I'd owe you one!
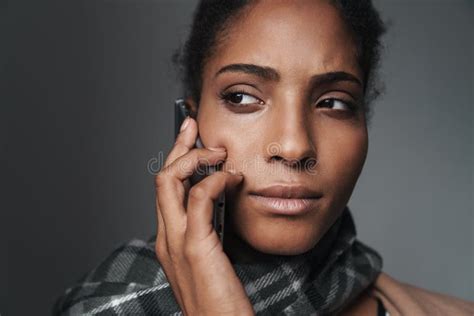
[234,216,324,256]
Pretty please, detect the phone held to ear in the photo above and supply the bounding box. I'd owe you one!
[174,98,226,244]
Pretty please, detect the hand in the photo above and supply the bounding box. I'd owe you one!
[154,116,254,316]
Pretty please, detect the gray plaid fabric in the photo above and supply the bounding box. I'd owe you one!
[53,206,382,315]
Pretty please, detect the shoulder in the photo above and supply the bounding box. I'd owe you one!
[369,271,474,316]
[338,288,380,316]
[52,237,181,315]
[340,271,474,316]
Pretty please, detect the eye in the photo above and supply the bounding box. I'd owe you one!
[317,98,357,111]
[219,90,264,107]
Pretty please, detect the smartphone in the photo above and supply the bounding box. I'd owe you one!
[174,98,226,244]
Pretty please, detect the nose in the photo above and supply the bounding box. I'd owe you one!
[265,101,317,169]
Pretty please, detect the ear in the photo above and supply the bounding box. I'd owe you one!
[184,96,198,118]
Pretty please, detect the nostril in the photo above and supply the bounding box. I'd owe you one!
[271,156,300,167]
[273,157,317,173]
[284,159,300,167]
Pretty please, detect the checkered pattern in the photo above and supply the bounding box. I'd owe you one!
[53,206,382,315]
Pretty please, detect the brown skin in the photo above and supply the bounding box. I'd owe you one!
[155,0,372,314]
[193,0,367,255]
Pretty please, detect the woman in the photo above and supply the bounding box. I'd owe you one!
[53,0,474,315]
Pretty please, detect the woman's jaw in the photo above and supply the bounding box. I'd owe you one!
[220,165,358,256]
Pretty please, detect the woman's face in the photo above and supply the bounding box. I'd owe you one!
[192,0,367,255]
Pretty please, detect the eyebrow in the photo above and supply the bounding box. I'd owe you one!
[214,63,362,87]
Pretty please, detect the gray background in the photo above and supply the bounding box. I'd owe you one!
[3,0,472,315]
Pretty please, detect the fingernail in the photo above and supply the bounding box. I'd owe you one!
[208,147,226,152]
[180,116,190,132]
[228,170,244,176]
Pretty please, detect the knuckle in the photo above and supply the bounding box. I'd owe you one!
[188,185,207,201]
[183,242,199,259]
[209,171,227,186]
[154,171,169,189]
[195,148,213,164]
[173,138,185,148]
[189,148,203,164]
[172,141,188,156]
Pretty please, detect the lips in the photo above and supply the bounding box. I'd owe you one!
[250,184,323,199]
[249,184,322,216]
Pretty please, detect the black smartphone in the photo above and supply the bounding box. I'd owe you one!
[174,98,226,244]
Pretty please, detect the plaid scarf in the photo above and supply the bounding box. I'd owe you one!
[53,206,382,315]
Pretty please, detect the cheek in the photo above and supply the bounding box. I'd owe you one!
[197,126,245,176]
[196,105,232,148]
[319,124,368,202]
[197,106,258,172]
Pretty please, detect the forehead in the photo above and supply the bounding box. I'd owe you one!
[203,0,362,82]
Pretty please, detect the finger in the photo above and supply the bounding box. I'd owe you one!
[155,189,189,307]
[154,201,190,313]
[156,148,226,238]
[156,198,167,239]
[163,147,227,183]
[156,119,195,237]
[186,171,244,242]
[164,116,198,168]
[155,173,187,239]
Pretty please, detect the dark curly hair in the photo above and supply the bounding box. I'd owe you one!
[172,0,387,125]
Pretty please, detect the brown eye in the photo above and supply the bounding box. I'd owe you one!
[317,98,357,111]
[220,91,263,107]
[229,93,247,104]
